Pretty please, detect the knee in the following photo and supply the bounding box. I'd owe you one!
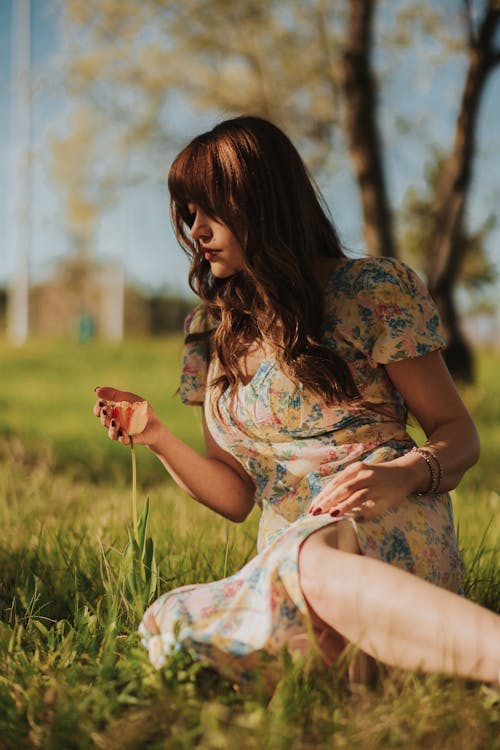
[141,607,160,635]
[298,522,359,610]
[298,532,333,609]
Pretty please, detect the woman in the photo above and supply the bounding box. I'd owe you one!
[94,116,499,691]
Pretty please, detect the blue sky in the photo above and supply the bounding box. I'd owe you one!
[1,0,500,302]
[0,0,193,295]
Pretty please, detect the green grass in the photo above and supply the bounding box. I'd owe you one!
[0,337,499,749]
[0,336,204,483]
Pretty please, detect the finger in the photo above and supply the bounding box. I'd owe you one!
[100,405,112,428]
[310,481,356,515]
[118,430,130,446]
[93,399,107,417]
[108,419,120,441]
[309,506,328,516]
[94,386,142,404]
[332,496,381,522]
[310,487,344,514]
[329,490,368,517]
[362,499,376,509]
[309,479,346,508]
[309,463,371,515]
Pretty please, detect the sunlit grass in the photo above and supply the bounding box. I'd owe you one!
[0,335,204,483]
[0,338,499,748]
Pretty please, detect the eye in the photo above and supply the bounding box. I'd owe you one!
[179,205,196,228]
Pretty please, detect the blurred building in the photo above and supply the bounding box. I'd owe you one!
[28,256,125,340]
[22,254,193,339]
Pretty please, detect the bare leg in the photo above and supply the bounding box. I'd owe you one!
[299,524,500,683]
[300,521,377,686]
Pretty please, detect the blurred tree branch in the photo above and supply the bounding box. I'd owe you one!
[56,0,500,379]
[341,0,395,258]
[426,0,500,380]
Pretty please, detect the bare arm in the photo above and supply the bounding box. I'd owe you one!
[383,350,480,492]
[309,351,480,518]
[94,387,255,523]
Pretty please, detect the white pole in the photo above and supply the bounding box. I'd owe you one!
[6,0,31,345]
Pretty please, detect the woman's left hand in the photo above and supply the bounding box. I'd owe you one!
[308,461,413,521]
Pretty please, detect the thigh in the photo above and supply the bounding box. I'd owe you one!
[298,519,362,667]
[299,518,361,608]
[298,520,377,684]
[299,519,361,579]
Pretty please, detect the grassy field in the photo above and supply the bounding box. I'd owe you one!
[0,336,499,749]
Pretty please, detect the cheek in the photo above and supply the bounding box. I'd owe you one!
[227,237,245,268]
[238,228,248,251]
[236,244,246,264]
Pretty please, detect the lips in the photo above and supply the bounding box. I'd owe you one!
[203,249,221,262]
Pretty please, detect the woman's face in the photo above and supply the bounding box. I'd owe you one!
[187,203,245,278]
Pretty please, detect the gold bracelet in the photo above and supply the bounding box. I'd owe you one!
[428,446,443,490]
[410,446,442,494]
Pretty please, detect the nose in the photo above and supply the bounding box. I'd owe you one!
[189,211,212,243]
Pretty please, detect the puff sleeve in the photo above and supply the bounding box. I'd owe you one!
[179,305,216,406]
[354,257,446,364]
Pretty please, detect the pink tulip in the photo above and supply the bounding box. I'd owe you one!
[111,400,149,436]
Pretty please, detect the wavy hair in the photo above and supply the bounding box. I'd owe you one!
[168,116,359,406]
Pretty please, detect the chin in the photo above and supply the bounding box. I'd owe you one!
[210,267,240,279]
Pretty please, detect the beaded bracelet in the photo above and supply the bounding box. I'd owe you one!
[410,446,443,494]
[431,447,443,489]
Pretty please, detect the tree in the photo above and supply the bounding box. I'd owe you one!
[426,1,500,380]
[400,149,497,380]
[338,0,500,380]
[341,0,396,259]
[50,104,102,256]
[57,0,500,378]
[50,104,125,340]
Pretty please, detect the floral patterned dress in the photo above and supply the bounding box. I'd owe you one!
[139,257,463,689]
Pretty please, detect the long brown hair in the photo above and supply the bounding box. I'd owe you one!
[168,116,359,406]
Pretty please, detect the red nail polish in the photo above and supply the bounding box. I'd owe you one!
[312,508,322,516]
[102,408,107,416]
[330,509,340,517]
[110,419,116,427]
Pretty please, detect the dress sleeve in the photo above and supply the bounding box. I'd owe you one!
[355,257,446,364]
[179,305,215,406]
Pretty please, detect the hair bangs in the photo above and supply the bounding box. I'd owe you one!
[168,136,242,253]
[167,116,358,407]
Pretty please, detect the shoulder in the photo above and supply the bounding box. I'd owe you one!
[325,256,431,309]
[180,304,216,406]
[323,256,445,363]
[183,304,218,339]
[351,256,425,294]
[324,255,419,295]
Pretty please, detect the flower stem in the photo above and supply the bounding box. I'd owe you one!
[130,436,139,541]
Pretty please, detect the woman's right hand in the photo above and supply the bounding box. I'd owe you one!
[93,386,162,448]
[94,389,255,522]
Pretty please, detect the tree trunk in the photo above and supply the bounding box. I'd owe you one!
[427,3,500,382]
[341,0,395,258]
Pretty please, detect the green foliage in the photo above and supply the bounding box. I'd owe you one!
[147,294,195,337]
[0,338,499,748]
[122,498,160,617]
[0,335,203,483]
[399,151,497,292]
